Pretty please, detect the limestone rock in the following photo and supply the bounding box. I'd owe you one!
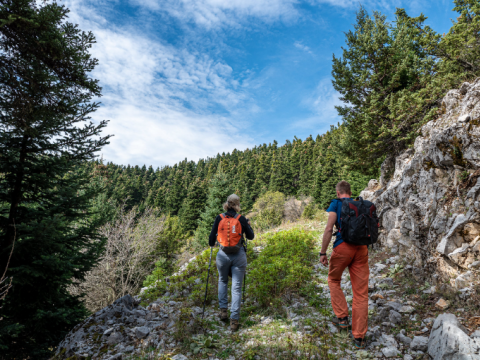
[435,298,450,310]
[428,313,480,359]
[455,271,474,289]
[389,310,402,325]
[381,346,400,358]
[396,332,412,346]
[171,355,188,360]
[410,336,429,352]
[359,79,480,283]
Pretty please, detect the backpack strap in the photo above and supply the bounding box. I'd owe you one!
[219,214,225,219]
[234,214,240,220]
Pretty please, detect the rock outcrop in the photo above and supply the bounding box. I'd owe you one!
[361,79,480,288]
[428,313,480,359]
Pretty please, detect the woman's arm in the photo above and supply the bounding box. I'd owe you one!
[208,215,221,246]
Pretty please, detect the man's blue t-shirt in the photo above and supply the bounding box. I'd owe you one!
[326,198,352,248]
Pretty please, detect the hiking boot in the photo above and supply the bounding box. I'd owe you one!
[353,337,366,349]
[219,308,228,321]
[331,316,350,329]
[230,319,239,332]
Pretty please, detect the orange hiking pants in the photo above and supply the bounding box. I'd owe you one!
[328,242,369,339]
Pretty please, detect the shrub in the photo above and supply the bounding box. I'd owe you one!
[301,202,317,219]
[251,191,285,230]
[247,229,316,308]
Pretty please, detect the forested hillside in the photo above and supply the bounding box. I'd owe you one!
[89,126,371,233]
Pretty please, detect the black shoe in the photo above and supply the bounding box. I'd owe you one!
[331,316,350,329]
[353,337,366,349]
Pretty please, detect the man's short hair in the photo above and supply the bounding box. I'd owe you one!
[336,180,351,195]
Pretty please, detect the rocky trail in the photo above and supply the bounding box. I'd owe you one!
[53,233,480,360]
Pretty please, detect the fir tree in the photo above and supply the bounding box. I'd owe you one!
[0,1,110,357]
[194,171,231,249]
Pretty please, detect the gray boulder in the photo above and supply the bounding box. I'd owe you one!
[389,310,402,324]
[381,346,400,358]
[107,332,123,345]
[428,313,480,359]
[171,355,188,360]
[135,326,150,339]
[410,336,429,352]
[113,294,135,310]
[396,331,412,346]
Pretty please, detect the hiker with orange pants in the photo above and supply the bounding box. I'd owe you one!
[319,180,379,349]
[209,194,254,331]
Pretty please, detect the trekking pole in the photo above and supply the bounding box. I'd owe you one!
[202,247,213,319]
[242,241,247,304]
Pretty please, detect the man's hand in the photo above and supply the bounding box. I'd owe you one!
[320,254,328,267]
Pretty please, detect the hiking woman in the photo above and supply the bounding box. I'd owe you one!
[209,194,254,331]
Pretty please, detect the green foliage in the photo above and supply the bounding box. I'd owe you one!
[247,229,316,308]
[152,215,184,272]
[141,247,225,306]
[251,191,285,230]
[194,171,232,249]
[0,1,110,357]
[143,259,167,288]
[332,7,439,170]
[301,203,317,220]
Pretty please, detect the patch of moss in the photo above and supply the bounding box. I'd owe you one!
[423,160,437,171]
[437,136,470,168]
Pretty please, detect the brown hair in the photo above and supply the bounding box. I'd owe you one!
[223,194,241,212]
[336,181,351,195]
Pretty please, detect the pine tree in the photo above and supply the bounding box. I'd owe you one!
[0,1,110,357]
[178,178,207,235]
[194,171,231,249]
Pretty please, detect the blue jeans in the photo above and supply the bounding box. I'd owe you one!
[216,248,247,320]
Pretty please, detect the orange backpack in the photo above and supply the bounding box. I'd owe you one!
[217,213,243,254]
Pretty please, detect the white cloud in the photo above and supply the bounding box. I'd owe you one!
[293,78,343,132]
[64,0,256,166]
[294,41,313,54]
[129,0,299,28]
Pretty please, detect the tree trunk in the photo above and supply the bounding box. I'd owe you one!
[4,135,28,251]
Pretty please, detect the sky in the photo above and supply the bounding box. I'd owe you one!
[62,0,457,168]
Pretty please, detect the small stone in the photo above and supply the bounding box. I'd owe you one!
[135,326,150,339]
[171,355,188,360]
[194,278,202,285]
[371,293,384,301]
[396,332,412,346]
[103,328,114,336]
[389,310,402,325]
[410,336,428,352]
[435,298,450,310]
[399,305,415,314]
[107,332,123,345]
[381,346,400,358]
[471,330,480,338]
[403,355,413,360]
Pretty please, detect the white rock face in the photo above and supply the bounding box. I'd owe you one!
[428,313,480,360]
[361,80,480,285]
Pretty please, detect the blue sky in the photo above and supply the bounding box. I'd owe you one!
[64,0,456,167]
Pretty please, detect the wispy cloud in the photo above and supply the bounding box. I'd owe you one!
[294,41,313,54]
[129,0,300,29]
[64,0,256,166]
[293,78,343,132]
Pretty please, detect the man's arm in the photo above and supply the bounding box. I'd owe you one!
[320,212,337,266]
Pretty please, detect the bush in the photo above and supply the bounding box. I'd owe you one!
[247,229,316,308]
[251,191,285,230]
[301,202,317,219]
